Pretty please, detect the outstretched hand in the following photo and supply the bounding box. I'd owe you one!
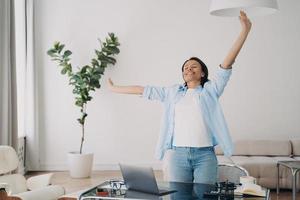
[221,11,252,69]
[107,78,144,95]
[239,11,252,33]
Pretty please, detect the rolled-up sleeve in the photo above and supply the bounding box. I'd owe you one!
[211,65,232,97]
[142,86,167,102]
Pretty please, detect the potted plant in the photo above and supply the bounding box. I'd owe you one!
[47,33,120,178]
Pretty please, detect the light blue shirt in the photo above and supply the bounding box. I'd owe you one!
[142,66,233,160]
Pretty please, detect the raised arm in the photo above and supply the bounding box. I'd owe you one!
[221,11,252,69]
[108,78,144,95]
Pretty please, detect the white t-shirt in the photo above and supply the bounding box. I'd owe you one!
[173,88,212,147]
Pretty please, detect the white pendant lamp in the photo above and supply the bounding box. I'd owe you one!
[209,0,278,17]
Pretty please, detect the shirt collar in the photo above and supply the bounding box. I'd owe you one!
[178,84,203,92]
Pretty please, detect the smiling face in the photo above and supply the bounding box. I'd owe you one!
[182,60,204,84]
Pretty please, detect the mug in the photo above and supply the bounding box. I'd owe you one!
[240,176,257,185]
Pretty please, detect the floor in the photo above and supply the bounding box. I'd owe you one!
[27,171,300,199]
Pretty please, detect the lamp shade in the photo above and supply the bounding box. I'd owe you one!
[209,0,278,17]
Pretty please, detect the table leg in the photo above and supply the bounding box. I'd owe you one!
[292,169,296,200]
[292,169,300,200]
[277,163,280,195]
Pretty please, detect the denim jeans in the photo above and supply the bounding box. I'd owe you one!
[166,146,218,184]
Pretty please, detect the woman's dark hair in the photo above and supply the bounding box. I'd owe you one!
[181,57,209,87]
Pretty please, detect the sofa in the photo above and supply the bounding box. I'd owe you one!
[216,139,300,189]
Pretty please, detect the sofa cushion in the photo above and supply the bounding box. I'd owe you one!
[15,185,65,200]
[230,156,276,179]
[272,157,298,162]
[233,140,291,156]
[293,156,300,161]
[217,156,234,164]
[291,139,300,156]
[215,140,292,156]
[231,156,295,174]
[0,174,27,194]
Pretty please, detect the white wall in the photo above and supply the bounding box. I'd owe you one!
[34,0,300,170]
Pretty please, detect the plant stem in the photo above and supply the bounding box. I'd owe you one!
[79,104,86,154]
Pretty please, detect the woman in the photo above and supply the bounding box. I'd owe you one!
[108,11,252,184]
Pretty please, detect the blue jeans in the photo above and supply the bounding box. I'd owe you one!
[167,146,218,184]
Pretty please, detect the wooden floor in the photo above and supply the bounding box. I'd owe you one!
[27,171,300,199]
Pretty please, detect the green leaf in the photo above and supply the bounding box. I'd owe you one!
[78,112,88,125]
[95,83,101,88]
[102,56,116,64]
[108,32,114,38]
[95,67,105,74]
[47,49,56,56]
[95,50,102,56]
[54,42,60,50]
[91,59,99,67]
[75,99,83,107]
[93,74,101,80]
[89,78,98,86]
[72,88,79,93]
[102,46,118,55]
[51,58,61,61]
[59,62,68,67]
[86,96,92,101]
[57,44,65,53]
[106,46,120,54]
[100,63,107,69]
[81,65,91,73]
[67,63,73,72]
[64,50,72,57]
[61,68,67,74]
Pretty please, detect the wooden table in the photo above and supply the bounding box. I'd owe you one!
[0,190,21,200]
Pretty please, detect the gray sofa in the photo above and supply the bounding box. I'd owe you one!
[216,139,300,189]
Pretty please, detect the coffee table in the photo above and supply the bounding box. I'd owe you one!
[71,181,270,200]
[277,160,300,200]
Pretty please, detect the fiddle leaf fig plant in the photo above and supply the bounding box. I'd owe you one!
[47,33,120,154]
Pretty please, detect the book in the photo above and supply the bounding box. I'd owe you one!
[234,183,267,197]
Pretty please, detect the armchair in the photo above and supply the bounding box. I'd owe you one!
[0,146,65,200]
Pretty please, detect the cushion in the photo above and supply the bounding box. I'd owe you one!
[0,146,19,174]
[0,174,27,194]
[15,185,65,200]
[293,156,300,161]
[233,140,291,156]
[217,156,234,164]
[291,139,300,156]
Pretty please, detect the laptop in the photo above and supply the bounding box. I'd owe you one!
[119,164,176,196]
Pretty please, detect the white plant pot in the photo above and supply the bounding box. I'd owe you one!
[67,152,94,178]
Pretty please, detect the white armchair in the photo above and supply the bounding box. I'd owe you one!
[0,146,65,200]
